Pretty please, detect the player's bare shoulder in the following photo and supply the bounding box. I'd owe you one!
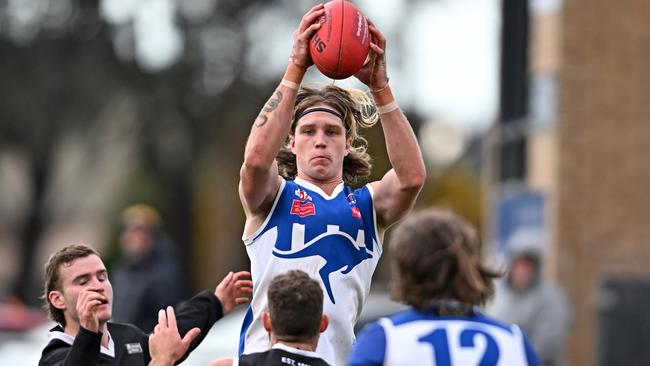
[240,175,283,238]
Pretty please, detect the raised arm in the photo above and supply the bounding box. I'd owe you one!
[355,21,426,229]
[239,4,324,215]
[169,271,252,364]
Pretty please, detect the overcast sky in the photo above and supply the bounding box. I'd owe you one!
[98,0,501,133]
[305,0,501,132]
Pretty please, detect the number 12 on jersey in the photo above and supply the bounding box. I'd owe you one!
[418,328,500,366]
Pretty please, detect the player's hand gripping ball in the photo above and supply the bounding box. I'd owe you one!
[309,0,370,79]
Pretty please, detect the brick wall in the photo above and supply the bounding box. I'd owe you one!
[558,0,650,364]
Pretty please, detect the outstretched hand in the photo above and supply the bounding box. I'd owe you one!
[214,271,253,315]
[354,20,389,91]
[149,306,201,366]
[290,3,325,69]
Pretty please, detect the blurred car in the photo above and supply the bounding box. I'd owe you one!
[0,301,49,332]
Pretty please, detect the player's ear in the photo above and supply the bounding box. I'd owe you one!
[289,135,297,153]
[262,311,272,332]
[49,290,66,311]
[345,137,352,156]
[319,314,329,333]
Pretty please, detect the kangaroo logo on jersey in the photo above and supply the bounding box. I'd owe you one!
[273,223,373,304]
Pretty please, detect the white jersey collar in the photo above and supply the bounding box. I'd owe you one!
[294,177,344,200]
[49,327,116,357]
[272,342,321,358]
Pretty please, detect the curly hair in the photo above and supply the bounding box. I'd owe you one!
[42,244,100,326]
[276,84,379,185]
[389,209,502,310]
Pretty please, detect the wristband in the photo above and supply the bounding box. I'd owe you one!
[284,62,306,86]
[280,79,300,91]
[370,83,390,94]
[377,100,399,115]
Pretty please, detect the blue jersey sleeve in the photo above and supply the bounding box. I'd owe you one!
[347,321,386,366]
[523,331,542,366]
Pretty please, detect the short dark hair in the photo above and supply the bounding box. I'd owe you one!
[267,270,324,342]
[42,244,100,326]
[389,209,502,310]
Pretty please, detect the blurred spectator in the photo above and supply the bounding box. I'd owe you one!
[486,232,572,366]
[110,204,185,332]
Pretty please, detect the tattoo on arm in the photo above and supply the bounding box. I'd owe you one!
[254,90,283,128]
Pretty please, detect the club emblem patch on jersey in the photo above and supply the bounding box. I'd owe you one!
[351,207,362,219]
[348,194,362,219]
[290,189,315,217]
[290,199,316,217]
[125,342,143,354]
[295,189,312,202]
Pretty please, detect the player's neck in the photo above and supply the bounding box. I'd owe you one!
[275,340,318,352]
[296,172,343,195]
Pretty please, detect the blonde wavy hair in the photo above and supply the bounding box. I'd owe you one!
[276,84,380,185]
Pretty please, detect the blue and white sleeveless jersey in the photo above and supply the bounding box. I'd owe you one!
[348,309,541,366]
[240,177,382,366]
